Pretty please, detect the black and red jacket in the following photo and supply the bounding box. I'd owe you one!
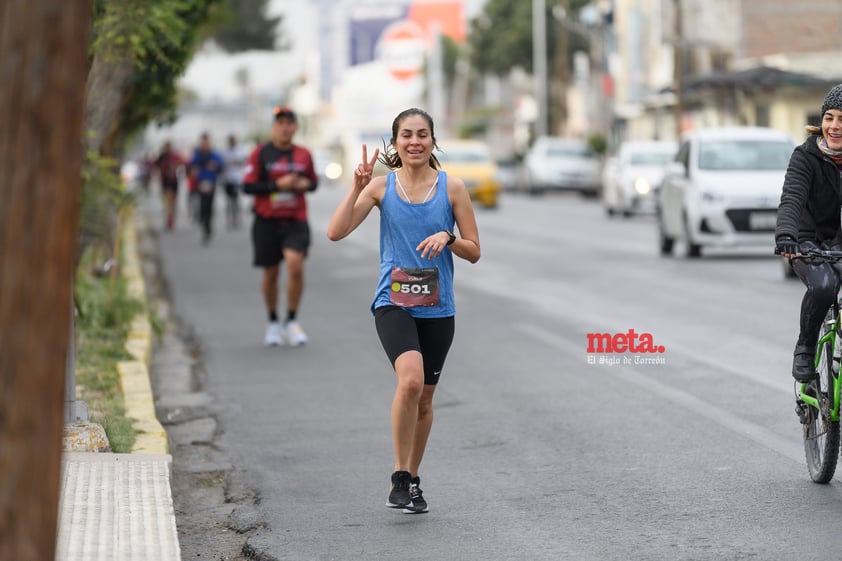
[243,142,318,221]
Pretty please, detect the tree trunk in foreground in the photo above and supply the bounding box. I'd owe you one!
[0,1,92,559]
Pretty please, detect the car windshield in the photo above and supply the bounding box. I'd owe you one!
[629,152,674,165]
[697,140,792,171]
[546,144,594,159]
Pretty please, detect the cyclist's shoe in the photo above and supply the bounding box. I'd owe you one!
[386,471,412,508]
[792,345,817,383]
[283,320,308,347]
[264,321,283,346]
[404,476,428,513]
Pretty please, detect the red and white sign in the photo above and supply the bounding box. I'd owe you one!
[376,20,429,81]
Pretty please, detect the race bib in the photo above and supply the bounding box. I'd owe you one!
[270,191,296,207]
[390,267,439,308]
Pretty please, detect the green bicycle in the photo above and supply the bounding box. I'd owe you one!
[792,248,842,483]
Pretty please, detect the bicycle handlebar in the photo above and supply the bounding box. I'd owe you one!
[776,247,842,262]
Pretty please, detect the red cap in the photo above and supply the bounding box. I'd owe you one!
[273,106,296,122]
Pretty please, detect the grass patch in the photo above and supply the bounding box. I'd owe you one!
[74,249,144,453]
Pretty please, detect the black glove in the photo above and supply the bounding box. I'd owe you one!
[775,236,799,256]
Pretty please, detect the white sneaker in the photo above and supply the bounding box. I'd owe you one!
[284,320,308,346]
[264,321,283,346]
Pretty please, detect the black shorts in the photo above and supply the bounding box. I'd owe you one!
[162,180,179,193]
[374,306,455,385]
[252,215,310,267]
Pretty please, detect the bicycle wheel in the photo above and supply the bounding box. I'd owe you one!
[803,308,840,483]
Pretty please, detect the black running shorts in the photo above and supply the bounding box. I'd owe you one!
[252,216,310,267]
[374,305,455,385]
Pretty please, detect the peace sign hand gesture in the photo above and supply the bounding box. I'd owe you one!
[353,144,380,191]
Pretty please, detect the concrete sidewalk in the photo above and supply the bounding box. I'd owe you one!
[56,209,180,561]
[56,453,179,561]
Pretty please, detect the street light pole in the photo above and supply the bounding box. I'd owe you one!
[533,0,548,138]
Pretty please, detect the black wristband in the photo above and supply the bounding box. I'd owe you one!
[445,230,456,245]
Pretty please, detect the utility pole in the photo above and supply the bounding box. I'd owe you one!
[673,0,684,138]
[554,0,571,136]
[533,0,548,138]
[427,23,447,136]
[0,1,92,559]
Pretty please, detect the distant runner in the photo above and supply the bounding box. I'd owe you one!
[242,107,318,347]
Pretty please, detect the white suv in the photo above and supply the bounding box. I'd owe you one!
[657,127,795,257]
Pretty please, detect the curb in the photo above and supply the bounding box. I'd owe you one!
[120,209,169,455]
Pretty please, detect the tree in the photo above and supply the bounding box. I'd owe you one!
[469,1,535,76]
[0,1,93,559]
[213,0,285,52]
[80,0,291,270]
[86,0,224,156]
[80,0,225,269]
[469,0,591,76]
[468,0,592,134]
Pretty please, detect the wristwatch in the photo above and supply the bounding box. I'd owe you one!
[444,230,456,245]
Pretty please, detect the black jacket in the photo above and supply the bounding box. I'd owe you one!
[775,134,842,246]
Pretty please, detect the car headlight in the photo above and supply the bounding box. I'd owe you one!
[325,162,343,180]
[633,177,651,195]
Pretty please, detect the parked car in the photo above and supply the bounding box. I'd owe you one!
[602,140,676,217]
[657,127,795,257]
[521,136,601,196]
[438,140,501,208]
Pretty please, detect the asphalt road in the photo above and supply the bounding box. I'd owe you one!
[146,184,842,561]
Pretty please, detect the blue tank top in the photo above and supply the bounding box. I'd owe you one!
[371,170,456,317]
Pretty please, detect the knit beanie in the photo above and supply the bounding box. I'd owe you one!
[821,84,842,117]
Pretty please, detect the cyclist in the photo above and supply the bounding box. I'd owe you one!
[327,108,481,513]
[776,83,842,382]
[242,107,318,347]
[189,132,225,244]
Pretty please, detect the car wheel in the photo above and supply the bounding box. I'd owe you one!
[658,214,674,256]
[683,213,702,258]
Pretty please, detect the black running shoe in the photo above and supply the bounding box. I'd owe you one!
[792,345,817,383]
[386,471,412,508]
[404,476,428,514]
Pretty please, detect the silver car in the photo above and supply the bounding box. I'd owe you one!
[602,140,676,217]
[521,136,601,196]
[657,127,795,258]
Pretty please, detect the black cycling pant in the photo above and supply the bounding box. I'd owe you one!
[792,241,842,348]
